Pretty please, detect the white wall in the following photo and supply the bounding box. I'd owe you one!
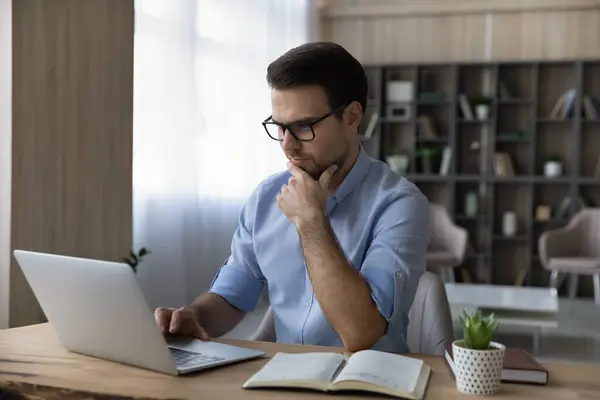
[0,0,12,329]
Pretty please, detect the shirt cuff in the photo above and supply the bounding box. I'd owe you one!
[360,266,404,321]
[209,265,264,312]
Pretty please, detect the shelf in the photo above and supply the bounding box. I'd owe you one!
[493,235,529,241]
[404,174,450,182]
[579,177,600,184]
[417,100,451,106]
[416,137,448,144]
[491,176,576,183]
[497,98,532,105]
[533,176,574,183]
[492,176,534,183]
[533,219,569,225]
[455,175,482,182]
[458,119,490,124]
[381,118,411,124]
[536,119,573,124]
[368,59,600,296]
[496,137,530,143]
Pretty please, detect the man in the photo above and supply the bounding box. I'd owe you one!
[155,41,430,353]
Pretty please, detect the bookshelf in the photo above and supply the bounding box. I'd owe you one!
[362,60,600,299]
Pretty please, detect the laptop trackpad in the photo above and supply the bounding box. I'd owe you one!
[165,335,263,359]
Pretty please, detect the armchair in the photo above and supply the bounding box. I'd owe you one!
[538,208,600,305]
[426,203,468,283]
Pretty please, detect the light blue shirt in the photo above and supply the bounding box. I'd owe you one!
[209,147,430,353]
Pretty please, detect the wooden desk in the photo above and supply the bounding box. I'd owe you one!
[1,324,599,399]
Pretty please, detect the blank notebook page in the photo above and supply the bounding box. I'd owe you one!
[334,350,423,393]
[244,352,346,384]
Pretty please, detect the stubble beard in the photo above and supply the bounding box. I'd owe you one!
[306,154,346,181]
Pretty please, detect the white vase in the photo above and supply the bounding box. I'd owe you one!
[452,340,506,396]
[502,212,517,237]
[544,161,562,177]
[475,105,489,121]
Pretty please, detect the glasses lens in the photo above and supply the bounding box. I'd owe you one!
[288,124,314,141]
[264,123,283,141]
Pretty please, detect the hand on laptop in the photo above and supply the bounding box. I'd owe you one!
[154,307,209,341]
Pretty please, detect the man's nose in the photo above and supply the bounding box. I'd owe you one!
[281,129,301,151]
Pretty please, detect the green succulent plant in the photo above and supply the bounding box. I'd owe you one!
[458,310,499,350]
[123,247,151,273]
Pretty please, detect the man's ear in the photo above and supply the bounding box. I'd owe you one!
[345,101,363,133]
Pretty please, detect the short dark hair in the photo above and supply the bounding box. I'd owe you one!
[266,41,368,114]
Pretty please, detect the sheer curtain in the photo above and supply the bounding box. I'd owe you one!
[133,0,314,310]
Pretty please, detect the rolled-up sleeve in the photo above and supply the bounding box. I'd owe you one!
[209,191,265,313]
[359,189,430,332]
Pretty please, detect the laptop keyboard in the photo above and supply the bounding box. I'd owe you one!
[169,347,226,369]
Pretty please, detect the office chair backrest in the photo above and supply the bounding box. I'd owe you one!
[250,271,454,356]
[406,270,454,355]
[249,305,276,343]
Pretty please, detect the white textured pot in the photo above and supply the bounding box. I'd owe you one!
[475,105,489,121]
[544,161,562,177]
[452,340,505,396]
[502,212,517,237]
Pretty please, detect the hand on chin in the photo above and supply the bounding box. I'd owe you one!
[277,162,338,226]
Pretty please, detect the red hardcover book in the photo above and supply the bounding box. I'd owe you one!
[445,345,548,385]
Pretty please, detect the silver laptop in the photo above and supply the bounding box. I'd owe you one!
[13,250,265,376]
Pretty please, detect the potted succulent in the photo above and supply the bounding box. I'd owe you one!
[123,247,151,274]
[453,310,504,396]
[544,154,562,177]
[473,96,493,121]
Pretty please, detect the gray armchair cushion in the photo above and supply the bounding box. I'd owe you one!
[539,208,600,270]
[426,251,458,267]
[427,203,468,268]
[548,257,600,274]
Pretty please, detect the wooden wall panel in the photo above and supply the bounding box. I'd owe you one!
[320,0,600,63]
[490,11,600,60]
[0,0,11,330]
[322,13,488,64]
[10,0,134,327]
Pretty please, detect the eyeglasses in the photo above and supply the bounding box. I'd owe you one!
[262,103,347,142]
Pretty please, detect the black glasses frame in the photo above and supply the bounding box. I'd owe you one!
[262,103,348,142]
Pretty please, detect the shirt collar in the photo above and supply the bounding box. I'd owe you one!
[327,145,371,212]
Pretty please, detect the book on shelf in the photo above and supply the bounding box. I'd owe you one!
[583,95,600,120]
[499,81,512,99]
[359,110,379,141]
[445,345,548,385]
[243,350,431,400]
[417,115,439,139]
[493,152,515,177]
[458,94,474,120]
[549,88,576,119]
[439,146,452,176]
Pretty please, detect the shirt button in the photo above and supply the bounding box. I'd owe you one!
[396,271,403,279]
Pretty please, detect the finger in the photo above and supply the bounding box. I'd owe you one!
[169,308,185,333]
[286,161,309,179]
[154,307,173,332]
[318,164,339,190]
[192,322,210,341]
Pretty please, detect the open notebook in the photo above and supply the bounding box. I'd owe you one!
[242,350,431,399]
